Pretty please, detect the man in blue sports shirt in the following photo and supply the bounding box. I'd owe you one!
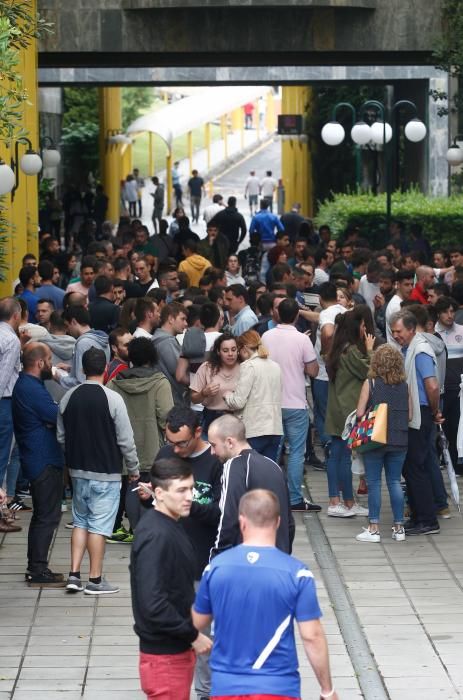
[192,489,338,700]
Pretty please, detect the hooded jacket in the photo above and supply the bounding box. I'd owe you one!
[152,329,186,405]
[422,332,446,395]
[108,367,173,472]
[178,253,211,287]
[60,329,110,388]
[42,332,77,401]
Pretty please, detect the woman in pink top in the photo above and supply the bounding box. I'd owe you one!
[190,332,240,433]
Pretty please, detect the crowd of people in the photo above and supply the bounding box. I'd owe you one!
[1,189,462,699]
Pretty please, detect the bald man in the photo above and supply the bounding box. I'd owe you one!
[12,342,65,587]
[409,266,435,305]
[192,489,338,700]
[207,415,294,556]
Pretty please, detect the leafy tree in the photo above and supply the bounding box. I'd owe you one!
[122,87,155,130]
[431,0,463,123]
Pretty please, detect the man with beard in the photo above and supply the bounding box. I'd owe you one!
[12,342,65,587]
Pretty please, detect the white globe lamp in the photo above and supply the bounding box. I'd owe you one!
[404,119,427,143]
[321,121,345,146]
[42,148,61,167]
[351,121,372,145]
[20,150,42,175]
[370,121,393,145]
[0,162,15,195]
[446,145,463,166]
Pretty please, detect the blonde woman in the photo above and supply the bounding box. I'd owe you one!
[355,344,410,543]
[223,330,282,461]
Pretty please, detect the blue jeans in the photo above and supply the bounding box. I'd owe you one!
[312,379,330,447]
[280,408,309,505]
[326,436,353,501]
[6,442,20,497]
[363,449,406,524]
[248,435,281,462]
[0,398,14,489]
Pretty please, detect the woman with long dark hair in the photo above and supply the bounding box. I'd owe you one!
[190,332,240,433]
[324,305,376,518]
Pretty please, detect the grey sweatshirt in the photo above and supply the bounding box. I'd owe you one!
[59,329,110,388]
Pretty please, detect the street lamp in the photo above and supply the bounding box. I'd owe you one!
[321,99,427,230]
[0,137,43,200]
[445,136,463,166]
[41,136,61,168]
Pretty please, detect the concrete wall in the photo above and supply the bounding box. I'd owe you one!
[38,1,442,62]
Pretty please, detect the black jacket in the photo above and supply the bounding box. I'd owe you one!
[210,207,247,253]
[212,448,295,557]
[88,297,120,334]
[158,444,222,578]
[130,508,199,654]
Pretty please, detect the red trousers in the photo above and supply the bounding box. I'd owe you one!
[139,650,195,700]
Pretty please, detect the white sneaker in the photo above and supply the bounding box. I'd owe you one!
[356,527,380,543]
[327,503,356,518]
[348,503,369,516]
[392,527,405,542]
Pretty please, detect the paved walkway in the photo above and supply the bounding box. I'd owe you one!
[1,466,461,699]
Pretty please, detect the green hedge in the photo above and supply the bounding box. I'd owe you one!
[315,190,463,249]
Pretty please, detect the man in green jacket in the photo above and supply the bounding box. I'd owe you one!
[107,337,174,541]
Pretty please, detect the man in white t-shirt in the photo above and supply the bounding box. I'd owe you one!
[358,260,381,312]
[313,282,347,459]
[244,170,261,216]
[263,298,320,512]
[260,170,278,212]
[385,270,414,348]
[132,298,160,339]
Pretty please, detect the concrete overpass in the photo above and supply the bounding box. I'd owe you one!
[38,0,442,70]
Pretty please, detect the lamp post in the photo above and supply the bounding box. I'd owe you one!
[321,100,427,231]
[0,137,43,199]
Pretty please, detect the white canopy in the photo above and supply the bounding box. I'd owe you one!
[126,86,271,149]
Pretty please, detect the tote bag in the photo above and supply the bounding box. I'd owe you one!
[348,403,388,453]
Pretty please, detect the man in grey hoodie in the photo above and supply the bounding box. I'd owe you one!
[52,306,110,389]
[152,302,188,405]
[41,313,76,402]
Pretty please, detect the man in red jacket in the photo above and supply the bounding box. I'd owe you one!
[104,328,132,384]
[409,266,434,305]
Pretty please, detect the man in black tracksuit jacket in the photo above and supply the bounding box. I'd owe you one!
[130,457,211,700]
[207,414,295,558]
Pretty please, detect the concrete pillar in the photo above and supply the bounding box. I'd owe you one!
[99,87,122,224]
[281,86,313,218]
[0,0,39,296]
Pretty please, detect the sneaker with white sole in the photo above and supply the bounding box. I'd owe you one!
[392,527,405,542]
[66,575,84,593]
[84,578,119,596]
[356,527,380,543]
[327,503,356,518]
[348,503,369,516]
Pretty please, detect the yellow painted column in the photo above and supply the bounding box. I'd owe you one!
[0,0,39,296]
[187,131,193,174]
[281,86,313,217]
[148,132,154,175]
[220,116,228,160]
[205,123,211,171]
[121,143,133,181]
[265,91,276,134]
[166,150,172,214]
[231,108,241,132]
[99,87,122,225]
